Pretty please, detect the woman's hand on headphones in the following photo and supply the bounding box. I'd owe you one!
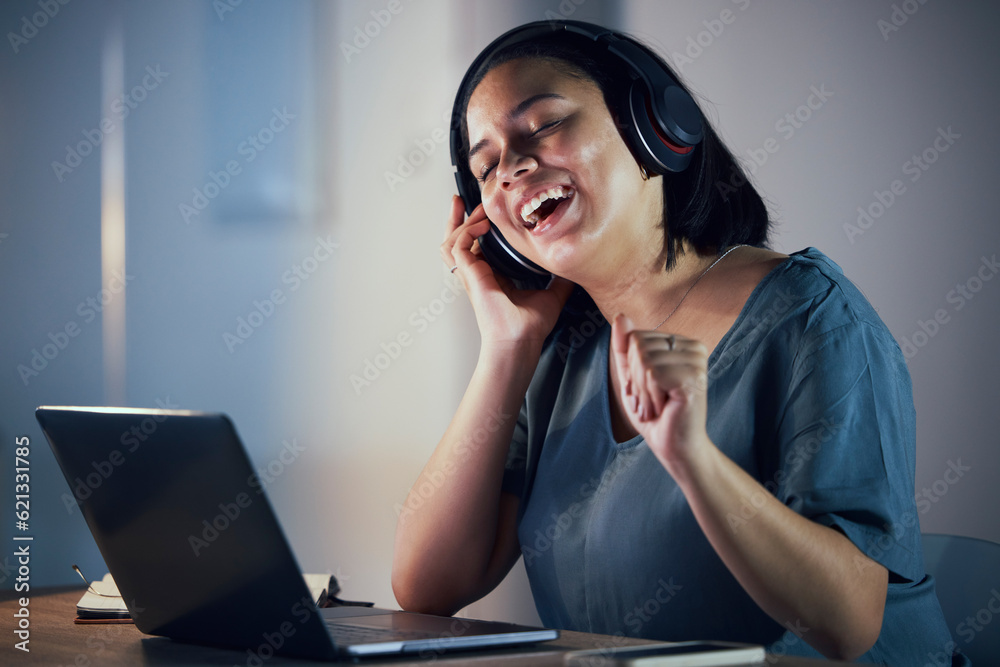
[442,195,573,350]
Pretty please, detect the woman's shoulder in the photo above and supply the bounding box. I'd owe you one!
[717,246,902,368]
[746,246,887,331]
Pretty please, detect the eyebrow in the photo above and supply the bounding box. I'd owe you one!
[467,93,566,163]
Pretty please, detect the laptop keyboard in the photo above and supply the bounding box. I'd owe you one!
[326,622,436,645]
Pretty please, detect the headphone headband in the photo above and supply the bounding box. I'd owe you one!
[448,20,704,289]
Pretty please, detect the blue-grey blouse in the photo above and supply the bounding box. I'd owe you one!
[502,248,963,664]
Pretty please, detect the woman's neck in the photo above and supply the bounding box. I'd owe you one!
[581,241,719,331]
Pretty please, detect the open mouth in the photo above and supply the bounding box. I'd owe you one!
[520,186,574,229]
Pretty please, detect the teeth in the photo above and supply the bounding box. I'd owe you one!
[520,186,574,225]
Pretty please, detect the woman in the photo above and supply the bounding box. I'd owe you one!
[392,21,963,664]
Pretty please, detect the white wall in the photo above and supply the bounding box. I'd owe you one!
[1,0,996,631]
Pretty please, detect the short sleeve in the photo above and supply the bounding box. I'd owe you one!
[501,397,530,497]
[774,319,922,582]
[497,315,579,500]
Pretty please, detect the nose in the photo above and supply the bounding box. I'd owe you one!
[496,145,537,190]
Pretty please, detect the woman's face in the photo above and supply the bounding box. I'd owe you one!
[465,57,662,280]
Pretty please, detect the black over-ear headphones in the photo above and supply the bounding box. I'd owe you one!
[449,20,704,289]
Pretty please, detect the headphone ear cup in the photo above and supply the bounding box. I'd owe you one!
[478,224,551,290]
[454,167,551,289]
[627,80,696,174]
[454,168,480,216]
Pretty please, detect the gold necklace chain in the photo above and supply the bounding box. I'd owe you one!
[652,245,747,331]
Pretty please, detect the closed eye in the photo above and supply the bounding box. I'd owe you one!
[532,118,563,136]
[477,162,497,183]
[475,117,566,183]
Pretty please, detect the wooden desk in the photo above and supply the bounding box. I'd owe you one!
[1,587,856,666]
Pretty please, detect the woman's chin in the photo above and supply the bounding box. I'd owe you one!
[534,246,592,286]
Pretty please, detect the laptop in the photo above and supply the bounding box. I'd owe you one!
[35,406,558,660]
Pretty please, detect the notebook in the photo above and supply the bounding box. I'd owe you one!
[75,572,132,621]
[74,571,332,622]
[36,406,558,660]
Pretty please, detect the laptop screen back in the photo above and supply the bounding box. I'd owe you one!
[36,407,338,660]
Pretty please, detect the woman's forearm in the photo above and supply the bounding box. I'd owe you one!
[670,441,887,661]
[391,341,540,615]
